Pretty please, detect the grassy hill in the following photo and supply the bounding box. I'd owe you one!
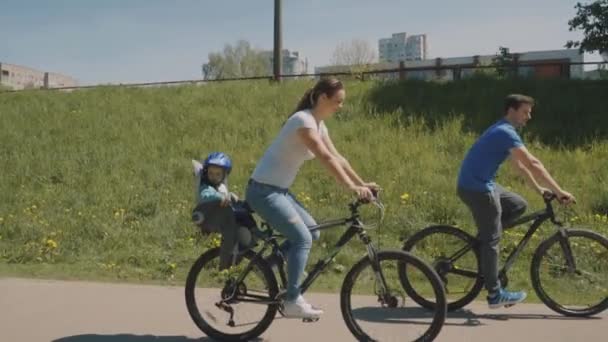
[1,79,607,293]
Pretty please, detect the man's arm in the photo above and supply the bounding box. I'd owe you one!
[509,157,547,195]
[510,146,575,203]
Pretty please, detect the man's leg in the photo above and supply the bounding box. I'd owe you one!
[495,184,528,227]
[457,188,502,294]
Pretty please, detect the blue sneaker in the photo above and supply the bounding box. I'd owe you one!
[487,288,527,309]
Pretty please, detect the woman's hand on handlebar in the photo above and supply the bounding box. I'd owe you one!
[363,182,381,191]
[351,185,374,202]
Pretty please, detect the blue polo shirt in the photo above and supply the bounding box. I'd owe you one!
[458,119,524,192]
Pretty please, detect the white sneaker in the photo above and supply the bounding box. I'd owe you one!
[281,295,323,319]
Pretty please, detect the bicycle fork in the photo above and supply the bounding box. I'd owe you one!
[362,231,400,307]
[557,228,577,273]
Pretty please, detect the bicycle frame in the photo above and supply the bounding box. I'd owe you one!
[224,204,386,305]
[447,198,575,279]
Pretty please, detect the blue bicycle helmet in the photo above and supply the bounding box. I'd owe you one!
[202,152,232,180]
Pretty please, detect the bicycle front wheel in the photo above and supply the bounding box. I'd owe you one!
[531,229,608,317]
[185,247,279,341]
[341,250,446,342]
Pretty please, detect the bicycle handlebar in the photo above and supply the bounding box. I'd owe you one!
[351,188,380,208]
[349,188,385,228]
[542,192,566,226]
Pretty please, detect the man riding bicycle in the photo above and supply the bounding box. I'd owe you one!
[457,94,575,308]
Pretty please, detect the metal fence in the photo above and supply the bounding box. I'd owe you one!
[1,61,606,94]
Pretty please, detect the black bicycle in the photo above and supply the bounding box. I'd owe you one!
[398,193,608,317]
[185,193,447,341]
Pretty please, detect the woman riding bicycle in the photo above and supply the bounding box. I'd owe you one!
[245,77,378,319]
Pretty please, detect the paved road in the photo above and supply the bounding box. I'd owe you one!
[1,278,606,341]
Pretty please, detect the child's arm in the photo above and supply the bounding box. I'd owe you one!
[200,184,228,204]
[230,192,239,202]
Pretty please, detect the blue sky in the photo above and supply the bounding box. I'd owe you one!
[0,0,599,85]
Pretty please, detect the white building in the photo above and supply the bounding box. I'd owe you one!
[261,49,309,76]
[315,49,585,80]
[0,62,78,90]
[379,32,428,62]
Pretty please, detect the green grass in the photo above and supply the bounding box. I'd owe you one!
[1,80,607,303]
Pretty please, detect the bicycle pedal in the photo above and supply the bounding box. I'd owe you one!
[504,304,515,308]
[302,317,320,323]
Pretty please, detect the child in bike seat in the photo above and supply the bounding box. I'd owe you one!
[194,152,238,206]
[192,152,254,269]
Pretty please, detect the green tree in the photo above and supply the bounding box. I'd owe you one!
[491,46,517,78]
[565,0,608,61]
[202,40,269,80]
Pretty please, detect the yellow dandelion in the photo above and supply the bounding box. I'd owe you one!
[32,205,37,210]
[169,263,177,269]
[400,193,410,201]
[188,237,194,242]
[46,239,58,249]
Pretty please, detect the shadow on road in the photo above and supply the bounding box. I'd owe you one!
[53,334,265,342]
[351,306,603,328]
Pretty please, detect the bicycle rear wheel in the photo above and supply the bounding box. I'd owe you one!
[341,250,446,341]
[185,248,279,341]
[531,229,608,317]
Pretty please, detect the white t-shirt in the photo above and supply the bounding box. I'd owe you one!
[251,109,328,189]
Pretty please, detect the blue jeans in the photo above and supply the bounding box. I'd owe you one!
[245,179,320,301]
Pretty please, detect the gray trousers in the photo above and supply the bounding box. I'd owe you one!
[457,184,527,293]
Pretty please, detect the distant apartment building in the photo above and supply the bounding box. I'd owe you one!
[379,32,428,62]
[261,49,309,75]
[0,62,78,90]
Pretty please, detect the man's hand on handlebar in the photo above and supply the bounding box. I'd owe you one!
[541,188,576,205]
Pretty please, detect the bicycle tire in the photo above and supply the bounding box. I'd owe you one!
[531,229,608,317]
[185,247,279,341]
[341,250,447,341]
